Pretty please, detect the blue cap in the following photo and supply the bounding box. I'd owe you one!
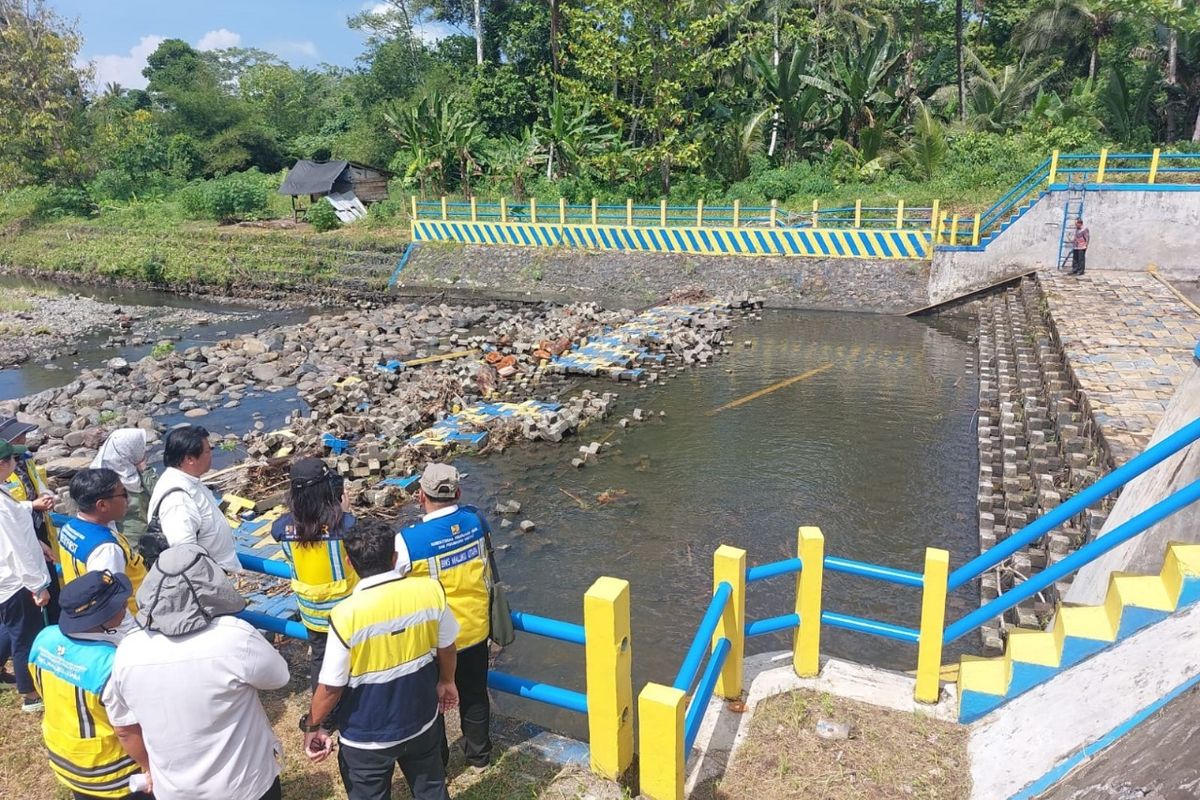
[60,571,131,635]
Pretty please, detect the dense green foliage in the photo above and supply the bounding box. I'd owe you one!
[305,198,342,232]
[4,0,1200,223]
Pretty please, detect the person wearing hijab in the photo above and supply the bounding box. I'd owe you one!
[90,429,152,539]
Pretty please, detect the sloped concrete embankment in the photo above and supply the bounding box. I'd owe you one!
[975,278,1109,650]
[398,243,930,312]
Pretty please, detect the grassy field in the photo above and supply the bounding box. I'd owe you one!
[695,689,970,799]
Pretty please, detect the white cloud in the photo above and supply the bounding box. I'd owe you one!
[86,34,165,91]
[196,28,241,51]
[270,40,319,59]
[366,2,391,13]
[413,19,457,44]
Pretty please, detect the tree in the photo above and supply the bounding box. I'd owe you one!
[0,0,90,187]
[1013,0,1119,80]
[748,45,833,158]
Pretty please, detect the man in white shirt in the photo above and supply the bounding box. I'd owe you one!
[107,544,289,800]
[303,518,459,800]
[146,425,239,572]
[0,438,54,712]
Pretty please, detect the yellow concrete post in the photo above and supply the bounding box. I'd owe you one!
[713,546,746,700]
[591,197,598,225]
[950,214,960,246]
[854,199,862,228]
[770,200,778,228]
[1048,149,1060,185]
[638,684,686,800]
[584,577,633,779]
[811,199,819,228]
[660,198,668,227]
[971,213,981,246]
[470,196,477,222]
[1149,148,1161,184]
[559,197,566,225]
[626,198,634,227]
[934,212,945,244]
[410,196,418,221]
[732,199,741,228]
[696,198,704,227]
[1097,147,1109,183]
[794,526,825,677]
[530,197,538,224]
[499,197,508,223]
[440,196,448,220]
[915,548,950,704]
[930,199,940,232]
[896,199,905,229]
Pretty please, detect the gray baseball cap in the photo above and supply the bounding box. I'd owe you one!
[419,463,459,501]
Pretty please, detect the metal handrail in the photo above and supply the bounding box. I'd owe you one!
[487,671,588,714]
[948,417,1200,590]
[673,581,732,693]
[821,610,920,643]
[745,612,800,637]
[746,557,802,583]
[944,477,1200,643]
[824,556,924,587]
[684,637,731,751]
[511,610,586,645]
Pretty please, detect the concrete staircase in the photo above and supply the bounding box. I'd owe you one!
[958,541,1200,723]
[978,194,1046,247]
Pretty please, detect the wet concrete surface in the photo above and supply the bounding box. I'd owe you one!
[1040,683,1200,800]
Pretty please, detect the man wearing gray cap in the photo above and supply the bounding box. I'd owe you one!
[396,463,495,767]
[105,545,290,800]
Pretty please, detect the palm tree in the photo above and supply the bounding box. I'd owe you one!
[748,45,833,158]
[946,54,1056,133]
[799,27,905,146]
[103,81,124,99]
[534,94,609,180]
[1013,0,1119,80]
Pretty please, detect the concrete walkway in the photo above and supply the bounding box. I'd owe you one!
[1042,271,1200,467]
[1039,683,1200,799]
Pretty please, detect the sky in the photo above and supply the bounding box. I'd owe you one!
[51,0,462,91]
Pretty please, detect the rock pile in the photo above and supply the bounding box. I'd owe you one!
[5,292,759,510]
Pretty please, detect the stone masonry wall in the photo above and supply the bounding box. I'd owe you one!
[399,242,931,313]
[974,277,1110,650]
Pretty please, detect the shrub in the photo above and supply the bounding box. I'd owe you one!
[150,341,175,360]
[177,170,272,222]
[35,185,97,218]
[306,198,341,232]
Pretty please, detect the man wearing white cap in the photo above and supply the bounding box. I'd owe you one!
[396,463,495,767]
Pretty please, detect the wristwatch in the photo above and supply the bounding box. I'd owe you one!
[298,713,322,734]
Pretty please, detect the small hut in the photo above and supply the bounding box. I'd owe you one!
[278,159,391,222]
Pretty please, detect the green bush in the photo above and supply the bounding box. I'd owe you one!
[306,198,341,232]
[177,170,272,222]
[35,185,97,218]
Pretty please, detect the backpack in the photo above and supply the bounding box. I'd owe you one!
[137,486,188,566]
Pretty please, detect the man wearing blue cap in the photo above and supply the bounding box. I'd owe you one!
[30,570,147,799]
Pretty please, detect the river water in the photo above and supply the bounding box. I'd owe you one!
[2,280,979,738]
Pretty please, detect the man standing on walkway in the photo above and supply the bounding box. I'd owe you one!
[303,518,459,800]
[1070,217,1090,275]
[147,425,239,572]
[0,438,53,712]
[106,545,290,800]
[58,469,147,610]
[30,570,148,799]
[396,463,494,768]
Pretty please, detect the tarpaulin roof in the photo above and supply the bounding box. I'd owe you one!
[278,160,350,196]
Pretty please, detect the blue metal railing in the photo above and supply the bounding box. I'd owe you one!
[825,556,924,588]
[948,417,1200,591]
[746,613,800,637]
[511,610,586,645]
[822,611,921,644]
[746,557,801,583]
[684,637,731,751]
[673,581,732,693]
[945,477,1200,643]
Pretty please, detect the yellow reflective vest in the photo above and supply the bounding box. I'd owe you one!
[328,574,447,744]
[57,518,146,614]
[270,512,359,632]
[31,626,141,798]
[399,505,491,650]
[6,455,58,549]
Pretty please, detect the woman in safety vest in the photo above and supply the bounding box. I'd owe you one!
[270,456,358,689]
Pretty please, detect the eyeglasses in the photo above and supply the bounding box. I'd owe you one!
[103,491,129,501]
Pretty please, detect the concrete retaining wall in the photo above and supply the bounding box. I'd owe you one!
[928,188,1200,305]
[1066,363,1200,606]
[399,243,931,312]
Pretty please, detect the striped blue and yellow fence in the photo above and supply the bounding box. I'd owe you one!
[412,218,931,259]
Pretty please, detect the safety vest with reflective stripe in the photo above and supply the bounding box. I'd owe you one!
[399,505,491,650]
[57,518,146,614]
[328,575,446,745]
[31,626,140,799]
[270,512,358,632]
[6,457,58,546]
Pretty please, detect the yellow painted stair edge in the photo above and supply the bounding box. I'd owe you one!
[957,541,1200,700]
